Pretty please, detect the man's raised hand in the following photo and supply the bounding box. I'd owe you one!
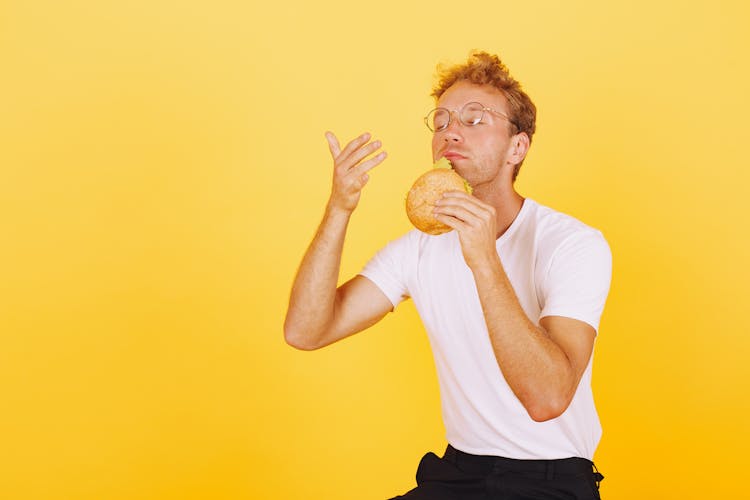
[325,131,387,213]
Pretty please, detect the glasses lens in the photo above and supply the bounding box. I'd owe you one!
[428,108,450,131]
[460,103,485,126]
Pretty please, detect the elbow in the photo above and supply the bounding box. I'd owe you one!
[285,335,319,351]
[283,322,322,351]
[525,398,570,423]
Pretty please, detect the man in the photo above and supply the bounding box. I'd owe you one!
[284,51,611,500]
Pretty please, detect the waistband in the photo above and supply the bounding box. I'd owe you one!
[443,445,600,480]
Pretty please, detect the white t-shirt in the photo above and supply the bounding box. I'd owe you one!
[360,198,612,460]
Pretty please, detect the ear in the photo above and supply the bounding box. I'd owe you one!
[510,132,530,165]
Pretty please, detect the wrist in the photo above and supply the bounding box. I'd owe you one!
[470,251,504,280]
[324,200,354,221]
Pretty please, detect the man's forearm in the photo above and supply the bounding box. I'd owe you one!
[472,255,576,421]
[284,204,352,348]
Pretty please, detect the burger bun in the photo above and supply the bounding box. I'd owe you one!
[406,166,470,235]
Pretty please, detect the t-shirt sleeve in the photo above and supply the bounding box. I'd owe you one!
[539,230,612,332]
[359,232,413,309]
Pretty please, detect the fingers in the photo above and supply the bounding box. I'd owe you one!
[325,131,341,158]
[433,207,476,230]
[337,139,382,172]
[326,131,387,176]
[439,191,490,209]
[337,132,372,165]
[432,212,464,231]
[434,192,499,269]
[324,130,387,213]
[337,135,384,173]
[359,173,370,188]
[434,192,495,223]
[350,149,387,177]
[326,131,380,162]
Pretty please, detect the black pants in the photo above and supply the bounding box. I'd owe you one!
[389,445,604,500]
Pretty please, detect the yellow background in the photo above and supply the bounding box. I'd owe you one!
[1,0,748,498]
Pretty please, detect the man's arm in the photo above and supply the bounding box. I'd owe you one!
[283,132,392,350]
[434,191,597,421]
[471,261,595,421]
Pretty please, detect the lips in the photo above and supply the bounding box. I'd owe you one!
[442,151,466,161]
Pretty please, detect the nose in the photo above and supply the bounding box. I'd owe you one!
[442,111,464,142]
[432,117,462,161]
[442,125,463,143]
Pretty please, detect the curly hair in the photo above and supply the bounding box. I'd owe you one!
[432,51,537,179]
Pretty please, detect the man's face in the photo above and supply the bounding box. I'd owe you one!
[431,81,517,190]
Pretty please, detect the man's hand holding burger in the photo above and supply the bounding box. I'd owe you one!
[325,131,387,214]
[404,158,497,271]
[433,191,499,271]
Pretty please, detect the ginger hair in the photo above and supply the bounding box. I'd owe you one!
[431,51,537,179]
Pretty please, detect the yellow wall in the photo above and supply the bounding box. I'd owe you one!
[2,0,748,498]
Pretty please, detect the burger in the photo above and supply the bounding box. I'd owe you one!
[405,157,473,235]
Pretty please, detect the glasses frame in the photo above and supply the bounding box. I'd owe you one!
[424,102,515,132]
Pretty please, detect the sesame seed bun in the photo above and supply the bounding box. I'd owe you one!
[405,165,471,235]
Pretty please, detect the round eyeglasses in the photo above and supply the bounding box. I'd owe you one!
[424,102,513,132]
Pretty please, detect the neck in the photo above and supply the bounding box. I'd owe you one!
[472,183,525,239]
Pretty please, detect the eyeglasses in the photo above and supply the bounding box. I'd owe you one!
[424,102,513,132]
